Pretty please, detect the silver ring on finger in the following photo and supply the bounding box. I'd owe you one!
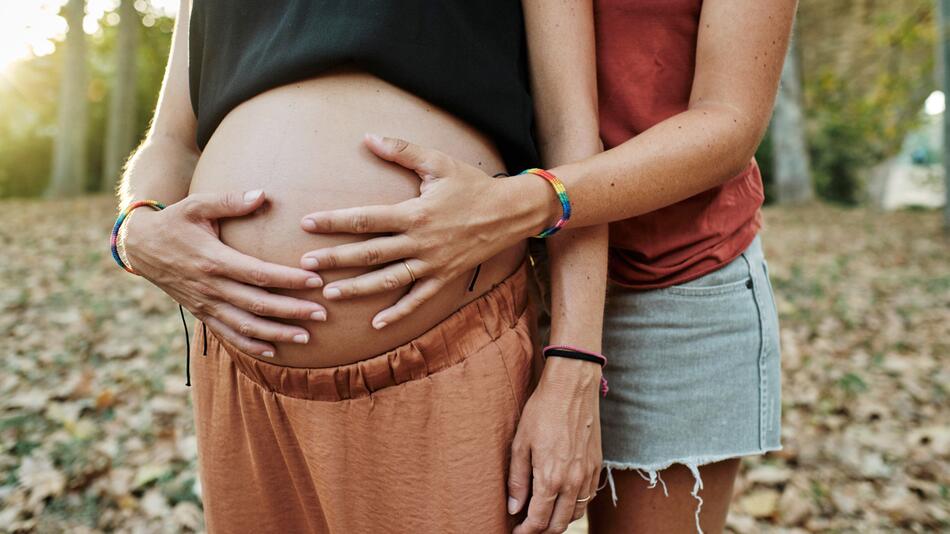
[576,495,592,503]
[403,260,416,283]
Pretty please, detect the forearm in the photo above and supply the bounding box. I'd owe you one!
[117,135,198,209]
[513,103,764,232]
[539,121,607,351]
[511,0,796,232]
[117,0,198,211]
[522,0,605,353]
[546,225,607,351]
[552,103,763,228]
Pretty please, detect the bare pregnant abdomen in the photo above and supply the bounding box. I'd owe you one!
[188,70,525,367]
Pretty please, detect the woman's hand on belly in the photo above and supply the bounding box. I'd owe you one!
[298,134,552,329]
[124,189,327,358]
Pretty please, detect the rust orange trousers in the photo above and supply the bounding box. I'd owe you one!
[190,261,540,533]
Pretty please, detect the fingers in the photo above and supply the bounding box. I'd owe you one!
[507,438,531,516]
[371,276,444,329]
[300,236,415,270]
[300,202,415,235]
[213,303,312,349]
[544,463,587,533]
[199,314,276,358]
[213,246,324,289]
[215,278,328,321]
[571,470,597,522]
[321,259,419,306]
[512,472,557,534]
[182,189,266,220]
[363,133,452,178]
[578,465,602,519]
[546,491,579,534]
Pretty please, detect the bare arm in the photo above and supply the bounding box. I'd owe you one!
[118,0,326,357]
[294,0,797,320]
[507,3,607,534]
[117,0,198,206]
[543,0,798,227]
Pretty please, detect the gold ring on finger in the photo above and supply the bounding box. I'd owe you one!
[576,495,592,503]
[403,260,416,283]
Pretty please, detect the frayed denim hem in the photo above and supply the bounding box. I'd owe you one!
[599,446,783,534]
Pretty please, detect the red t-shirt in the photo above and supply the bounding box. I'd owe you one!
[595,0,763,289]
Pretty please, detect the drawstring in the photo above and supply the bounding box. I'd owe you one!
[177,306,208,387]
[178,303,191,387]
[467,264,482,292]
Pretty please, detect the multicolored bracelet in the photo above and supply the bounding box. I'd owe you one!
[110,199,166,275]
[542,345,609,397]
[520,168,571,238]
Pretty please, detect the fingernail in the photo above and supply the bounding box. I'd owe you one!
[507,497,518,515]
[293,333,309,344]
[302,257,319,269]
[324,287,342,299]
[302,218,317,231]
[367,133,383,144]
[372,319,387,330]
[310,310,327,321]
[244,189,262,202]
[305,275,323,287]
[261,350,274,358]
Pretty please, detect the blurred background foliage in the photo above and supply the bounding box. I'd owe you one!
[757,0,938,205]
[0,0,943,208]
[0,1,172,198]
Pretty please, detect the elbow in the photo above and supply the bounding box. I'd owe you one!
[719,111,770,184]
[690,100,770,183]
[722,141,760,183]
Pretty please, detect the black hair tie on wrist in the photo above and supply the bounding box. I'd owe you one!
[541,345,609,396]
[542,347,607,366]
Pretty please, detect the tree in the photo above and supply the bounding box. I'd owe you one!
[772,32,814,204]
[101,0,140,193]
[46,0,89,199]
[942,0,950,232]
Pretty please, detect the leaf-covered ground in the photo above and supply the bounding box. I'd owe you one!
[1,195,947,533]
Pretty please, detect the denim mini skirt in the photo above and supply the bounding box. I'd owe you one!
[599,234,782,521]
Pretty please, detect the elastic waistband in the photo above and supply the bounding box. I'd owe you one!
[197,260,529,401]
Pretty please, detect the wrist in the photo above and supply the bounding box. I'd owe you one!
[540,343,609,398]
[541,355,602,383]
[121,208,161,262]
[503,172,562,238]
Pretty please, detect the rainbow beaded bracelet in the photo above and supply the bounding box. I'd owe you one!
[110,199,166,274]
[519,168,571,238]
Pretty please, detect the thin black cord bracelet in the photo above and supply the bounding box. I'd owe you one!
[542,345,610,396]
[542,347,607,366]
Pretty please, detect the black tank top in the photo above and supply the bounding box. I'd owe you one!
[188,1,539,172]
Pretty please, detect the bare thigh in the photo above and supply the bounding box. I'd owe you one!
[587,458,741,534]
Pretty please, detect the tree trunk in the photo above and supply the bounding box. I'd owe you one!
[101,0,140,193]
[941,0,950,232]
[772,33,815,204]
[47,0,89,199]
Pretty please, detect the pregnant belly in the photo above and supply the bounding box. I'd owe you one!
[188,70,526,367]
